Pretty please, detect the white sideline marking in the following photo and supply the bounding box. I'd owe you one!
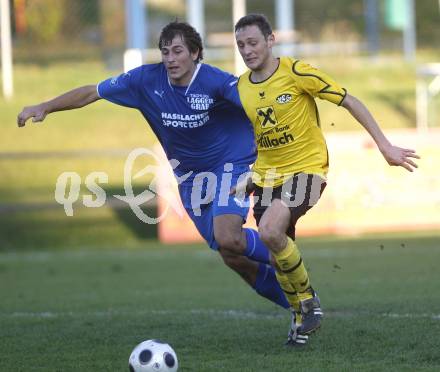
[382,313,440,320]
[3,309,440,320]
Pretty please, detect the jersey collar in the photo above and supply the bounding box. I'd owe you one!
[249,58,280,84]
[167,63,202,96]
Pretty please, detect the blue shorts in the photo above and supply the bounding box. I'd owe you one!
[178,164,250,250]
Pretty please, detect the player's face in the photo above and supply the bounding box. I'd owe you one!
[235,25,274,71]
[161,36,199,86]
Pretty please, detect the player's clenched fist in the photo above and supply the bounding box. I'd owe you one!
[17,104,48,127]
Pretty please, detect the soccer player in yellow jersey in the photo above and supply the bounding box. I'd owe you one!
[233,14,419,344]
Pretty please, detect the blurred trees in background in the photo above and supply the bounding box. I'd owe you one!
[9,0,440,65]
[24,0,65,42]
[415,0,440,47]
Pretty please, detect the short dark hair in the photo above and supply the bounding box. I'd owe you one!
[234,14,273,38]
[158,21,203,62]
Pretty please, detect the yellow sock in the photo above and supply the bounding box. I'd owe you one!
[273,237,313,302]
[275,270,300,312]
[295,312,303,326]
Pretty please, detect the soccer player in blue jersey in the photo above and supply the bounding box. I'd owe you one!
[17,21,305,345]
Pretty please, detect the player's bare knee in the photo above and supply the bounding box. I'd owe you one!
[259,224,284,251]
[214,232,244,255]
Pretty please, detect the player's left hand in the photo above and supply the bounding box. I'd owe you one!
[380,144,420,172]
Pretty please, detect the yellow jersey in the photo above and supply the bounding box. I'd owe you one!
[237,56,346,187]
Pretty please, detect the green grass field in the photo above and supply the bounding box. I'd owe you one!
[1,233,439,371]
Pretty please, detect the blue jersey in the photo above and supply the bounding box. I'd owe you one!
[97,63,256,180]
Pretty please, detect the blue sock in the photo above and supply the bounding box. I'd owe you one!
[254,263,289,309]
[244,228,271,264]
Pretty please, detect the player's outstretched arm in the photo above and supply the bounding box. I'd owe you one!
[341,93,420,172]
[17,85,100,127]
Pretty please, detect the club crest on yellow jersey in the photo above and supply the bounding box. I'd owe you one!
[276,93,292,104]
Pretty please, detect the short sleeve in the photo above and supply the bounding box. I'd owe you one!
[220,77,243,108]
[97,66,143,108]
[292,60,347,105]
[210,67,243,108]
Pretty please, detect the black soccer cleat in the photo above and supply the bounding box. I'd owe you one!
[297,291,323,335]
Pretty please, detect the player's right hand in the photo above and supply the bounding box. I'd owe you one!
[230,172,255,196]
[17,104,48,127]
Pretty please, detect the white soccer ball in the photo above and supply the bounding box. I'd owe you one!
[128,339,178,372]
